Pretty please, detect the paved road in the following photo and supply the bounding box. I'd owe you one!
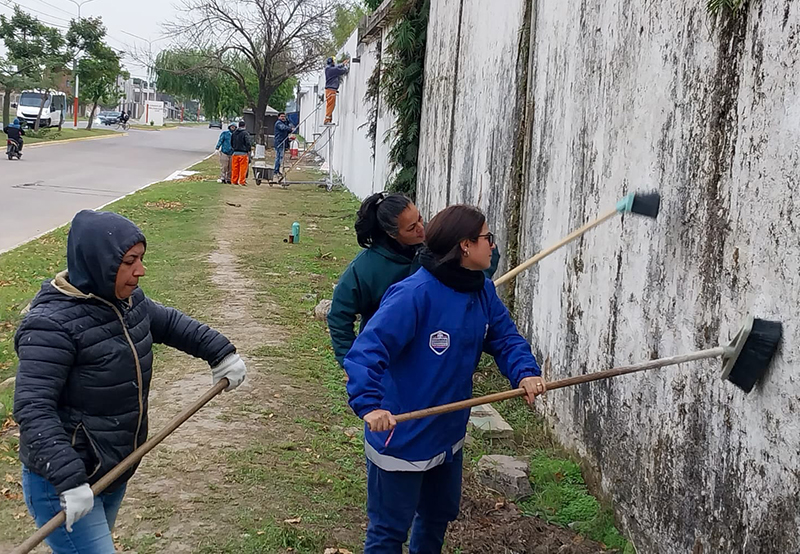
[0,127,219,253]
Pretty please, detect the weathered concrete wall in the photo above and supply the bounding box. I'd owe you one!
[307,29,395,200]
[417,0,800,552]
[417,0,529,273]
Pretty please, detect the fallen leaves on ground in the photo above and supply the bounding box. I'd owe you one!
[145,201,185,210]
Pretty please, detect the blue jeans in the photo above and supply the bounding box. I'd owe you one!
[364,449,463,554]
[22,466,126,554]
[274,143,285,173]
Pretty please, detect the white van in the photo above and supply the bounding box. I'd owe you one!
[15,90,67,128]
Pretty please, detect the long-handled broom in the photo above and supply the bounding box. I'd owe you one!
[393,315,782,424]
[493,192,661,287]
[11,379,230,554]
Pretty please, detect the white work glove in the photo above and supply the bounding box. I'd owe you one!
[212,353,247,391]
[59,483,94,532]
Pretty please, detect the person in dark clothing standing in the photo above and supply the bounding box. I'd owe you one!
[328,193,425,368]
[324,56,350,124]
[216,123,237,183]
[13,210,247,553]
[4,117,25,155]
[273,112,295,178]
[230,120,252,186]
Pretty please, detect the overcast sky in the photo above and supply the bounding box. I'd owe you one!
[0,0,183,79]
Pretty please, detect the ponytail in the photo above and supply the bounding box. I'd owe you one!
[354,192,413,248]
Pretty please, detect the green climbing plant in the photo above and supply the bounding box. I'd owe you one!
[706,0,746,15]
[365,40,381,158]
[379,0,430,199]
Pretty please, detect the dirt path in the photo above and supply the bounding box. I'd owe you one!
[113,185,311,553]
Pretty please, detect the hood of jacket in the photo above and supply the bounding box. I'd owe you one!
[64,210,147,302]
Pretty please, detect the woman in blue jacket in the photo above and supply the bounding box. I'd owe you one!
[344,204,546,553]
[14,210,247,553]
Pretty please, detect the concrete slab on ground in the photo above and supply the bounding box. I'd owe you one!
[469,403,514,439]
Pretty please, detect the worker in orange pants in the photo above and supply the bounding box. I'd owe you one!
[231,154,249,186]
[230,121,252,185]
[324,56,349,124]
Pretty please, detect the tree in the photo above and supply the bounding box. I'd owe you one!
[168,0,337,144]
[78,50,127,129]
[66,18,126,130]
[0,7,68,129]
[268,76,298,112]
[156,49,255,119]
[331,3,365,49]
[0,57,31,127]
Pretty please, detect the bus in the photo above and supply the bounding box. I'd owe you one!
[15,90,67,128]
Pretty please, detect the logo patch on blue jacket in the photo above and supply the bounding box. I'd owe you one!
[429,331,450,355]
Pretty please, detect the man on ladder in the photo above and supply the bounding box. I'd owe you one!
[324,56,349,125]
[274,112,295,180]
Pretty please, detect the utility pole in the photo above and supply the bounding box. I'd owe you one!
[66,0,95,129]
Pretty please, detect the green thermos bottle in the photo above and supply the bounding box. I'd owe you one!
[292,222,300,244]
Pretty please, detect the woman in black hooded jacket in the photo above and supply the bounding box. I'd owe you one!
[13,209,247,553]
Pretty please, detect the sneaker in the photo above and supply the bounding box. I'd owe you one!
[218,179,224,183]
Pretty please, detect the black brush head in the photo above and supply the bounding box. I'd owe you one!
[631,192,661,218]
[727,318,782,393]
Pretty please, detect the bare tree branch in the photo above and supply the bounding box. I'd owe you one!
[164,0,335,144]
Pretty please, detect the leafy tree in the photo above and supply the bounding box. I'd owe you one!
[332,3,365,49]
[269,77,298,112]
[0,6,68,129]
[67,18,126,130]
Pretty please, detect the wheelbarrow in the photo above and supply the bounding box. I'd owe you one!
[252,164,274,186]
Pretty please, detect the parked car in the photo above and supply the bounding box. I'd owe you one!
[98,111,122,125]
[208,120,222,129]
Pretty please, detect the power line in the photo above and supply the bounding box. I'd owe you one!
[12,0,71,22]
[27,0,74,17]
[0,0,70,28]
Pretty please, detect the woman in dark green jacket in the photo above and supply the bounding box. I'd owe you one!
[328,193,501,367]
[328,193,424,367]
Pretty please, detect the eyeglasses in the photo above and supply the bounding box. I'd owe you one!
[475,232,495,247]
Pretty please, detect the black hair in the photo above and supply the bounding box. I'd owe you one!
[425,205,486,264]
[238,120,246,127]
[354,192,413,248]
[278,112,286,117]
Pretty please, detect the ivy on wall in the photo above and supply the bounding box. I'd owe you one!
[706,0,746,15]
[363,0,430,199]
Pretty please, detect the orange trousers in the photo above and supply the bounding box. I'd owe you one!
[325,88,338,123]
[231,154,249,185]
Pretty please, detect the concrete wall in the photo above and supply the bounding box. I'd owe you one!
[305,29,395,199]
[418,0,529,273]
[416,0,800,552]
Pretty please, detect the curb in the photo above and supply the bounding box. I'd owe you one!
[27,132,127,148]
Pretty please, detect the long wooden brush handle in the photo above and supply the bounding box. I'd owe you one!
[494,208,618,287]
[12,379,229,554]
[394,347,725,423]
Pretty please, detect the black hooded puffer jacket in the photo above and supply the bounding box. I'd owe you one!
[14,210,236,494]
